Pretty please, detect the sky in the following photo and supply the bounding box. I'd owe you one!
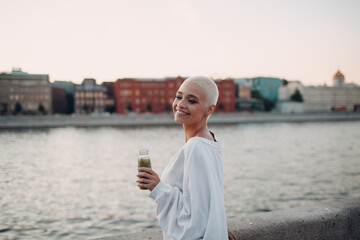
[0,0,359,85]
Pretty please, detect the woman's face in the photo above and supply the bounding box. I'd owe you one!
[172,81,211,125]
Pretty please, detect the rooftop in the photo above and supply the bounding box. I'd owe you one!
[333,70,344,79]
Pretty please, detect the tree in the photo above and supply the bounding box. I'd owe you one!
[105,105,115,113]
[251,90,275,111]
[217,103,224,111]
[66,93,74,114]
[1,104,8,115]
[14,102,22,114]
[282,79,288,86]
[165,103,172,112]
[83,104,89,113]
[263,99,275,111]
[147,102,152,112]
[38,103,46,114]
[251,90,263,99]
[126,103,132,112]
[290,89,303,102]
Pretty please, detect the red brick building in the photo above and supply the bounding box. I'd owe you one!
[113,76,235,114]
[215,79,236,112]
[113,77,184,114]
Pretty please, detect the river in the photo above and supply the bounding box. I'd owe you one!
[1,121,360,239]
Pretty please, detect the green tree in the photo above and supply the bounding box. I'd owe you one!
[83,104,89,113]
[14,102,22,114]
[126,103,132,112]
[282,79,288,86]
[1,103,8,115]
[263,99,275,111]
[251,90,263,99]
[66,93,74,114]
[165,104,172,112]
[147,102,152,112]
[217,103,224,111]
[251,90,275,111]
[290,89,303,102]
[106,105,115,113]
[38,103,46,114]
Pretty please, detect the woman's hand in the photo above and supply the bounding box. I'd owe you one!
[136,167,160,191]
[228,228,237,240]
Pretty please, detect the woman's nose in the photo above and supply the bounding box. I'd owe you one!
[177,98,186,108]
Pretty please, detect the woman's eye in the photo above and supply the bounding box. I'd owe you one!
[188,99,197,104]
[176,96,182,100]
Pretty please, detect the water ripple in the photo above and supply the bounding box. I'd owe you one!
[1,122,360,239]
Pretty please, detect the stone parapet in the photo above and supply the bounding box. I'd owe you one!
[93,198,360,240]
[1,112,360,129]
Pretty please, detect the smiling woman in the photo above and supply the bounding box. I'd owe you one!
[136,76,236,240]
[172,78,217,129]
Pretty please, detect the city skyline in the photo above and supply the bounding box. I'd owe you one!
[1,0,359,85]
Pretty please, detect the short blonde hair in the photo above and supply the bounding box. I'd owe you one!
[183,76,219,107]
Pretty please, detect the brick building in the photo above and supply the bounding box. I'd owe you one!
[113,77,184,114]
[215,79,236,112]
[74,78,106,114]
[113,76,236,114]
[0,68,52,115]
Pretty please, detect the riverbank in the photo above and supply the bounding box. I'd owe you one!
[93,197,360,240]
[1,112,360,129]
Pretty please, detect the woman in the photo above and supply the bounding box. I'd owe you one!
[137,76,236,240]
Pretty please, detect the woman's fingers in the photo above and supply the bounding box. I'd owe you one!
[138,168,160,182]
[136,177,151,183]
[137,167,160,191]
[139,167,155,175]
[137,171,154,179]
[227,229,237,240]
[137,180,156,190]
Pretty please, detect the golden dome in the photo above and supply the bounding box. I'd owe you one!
[333,70,344,79]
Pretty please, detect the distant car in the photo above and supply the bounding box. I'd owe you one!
[331,106,347,112]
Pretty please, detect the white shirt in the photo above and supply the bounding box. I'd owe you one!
[149,136,228,240]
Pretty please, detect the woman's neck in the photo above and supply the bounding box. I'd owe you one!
[183,124,213,142]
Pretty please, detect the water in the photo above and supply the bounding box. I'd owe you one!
[1,121,360,240]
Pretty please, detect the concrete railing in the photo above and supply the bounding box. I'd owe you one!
[94,198,360,240]
[1,112,360,129]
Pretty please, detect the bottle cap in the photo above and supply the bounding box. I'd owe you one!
[139,149,149,155]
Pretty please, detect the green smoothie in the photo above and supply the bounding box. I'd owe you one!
[138,150,151,190]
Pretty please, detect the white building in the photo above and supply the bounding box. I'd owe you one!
[278,71,360,113]
[333,70,345,87]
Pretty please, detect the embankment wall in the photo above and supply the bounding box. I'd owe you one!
[93,198,360,240]
[1,112,360,129]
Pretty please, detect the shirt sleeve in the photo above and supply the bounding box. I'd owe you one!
[149,140,228,240]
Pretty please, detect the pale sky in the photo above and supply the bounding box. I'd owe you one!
[1,0,359,85]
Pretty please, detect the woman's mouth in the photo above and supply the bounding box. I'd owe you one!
[175,110,189,116]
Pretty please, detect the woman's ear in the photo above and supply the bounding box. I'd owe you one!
[207,105,216,115]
